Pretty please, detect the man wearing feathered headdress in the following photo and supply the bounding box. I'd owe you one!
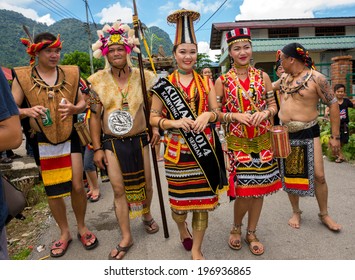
[11,31,99,258]
[88,20,160,260]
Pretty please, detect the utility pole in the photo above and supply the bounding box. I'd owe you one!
[84,0,94,74]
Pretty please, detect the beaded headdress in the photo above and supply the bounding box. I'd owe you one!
[226,28,251,46]
[92,20,140,68]
[167,9,200,46]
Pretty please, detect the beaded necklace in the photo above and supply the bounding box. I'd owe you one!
[281,69,313,100]
[227,66,258,113]
[173,70,206,116]
[177,68,193,75]
[112,68,132,111]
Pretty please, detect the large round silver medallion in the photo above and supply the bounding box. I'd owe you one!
[108,110,133,136]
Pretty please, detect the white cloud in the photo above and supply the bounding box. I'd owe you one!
[37,14,55,26]
[159,1,175,13]
[0,1,55,25]
[96,2,133,24]
[198,41,220,61]
[236,0,355,20]
[178,0,226,13]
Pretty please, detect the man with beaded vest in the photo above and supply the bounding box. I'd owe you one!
[88,21,160,260]
[273,42,341,232]
[215,27,281,256]
[12,32,98,258]
[150,9,227,260]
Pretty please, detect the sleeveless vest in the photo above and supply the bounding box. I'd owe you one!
[14,65,79,144]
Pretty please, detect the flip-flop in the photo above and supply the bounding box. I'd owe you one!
[108,243,133,260]
[50,239,72,258]
[142,218,159,234]
[89,194,101,202]
[77,231,99,250]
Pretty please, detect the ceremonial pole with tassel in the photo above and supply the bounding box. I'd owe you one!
[132,0,169,238]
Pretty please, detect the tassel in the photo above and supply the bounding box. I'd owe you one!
[227,171,236,200]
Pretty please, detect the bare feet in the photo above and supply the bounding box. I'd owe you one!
[318,213,342,232]
[288,210,302,229]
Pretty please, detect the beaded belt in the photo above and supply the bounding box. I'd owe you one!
[226,132,271,154]
[284,119,318,133]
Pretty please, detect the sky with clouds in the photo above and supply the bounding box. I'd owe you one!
[1,0,355,60]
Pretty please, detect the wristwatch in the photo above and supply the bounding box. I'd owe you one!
[330,135,341,140]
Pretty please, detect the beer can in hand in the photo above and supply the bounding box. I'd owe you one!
[41,108,53,126]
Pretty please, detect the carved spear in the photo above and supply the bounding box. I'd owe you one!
[132,0,169,238]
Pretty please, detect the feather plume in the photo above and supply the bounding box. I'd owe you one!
[22,25,33,43]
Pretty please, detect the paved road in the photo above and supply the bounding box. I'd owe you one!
[27,154,355,261]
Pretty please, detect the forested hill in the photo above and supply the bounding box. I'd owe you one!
[0,9,173,68]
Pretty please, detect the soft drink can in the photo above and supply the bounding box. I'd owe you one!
[41,108,53,126]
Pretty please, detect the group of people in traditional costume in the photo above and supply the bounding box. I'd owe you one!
[0,7,342,261]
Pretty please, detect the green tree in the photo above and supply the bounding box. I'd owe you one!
[61,51,104,79]
[196,53,213,73]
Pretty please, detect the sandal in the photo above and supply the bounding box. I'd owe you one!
[50,239,72,258]
[228,224,242,250]
[335,158,344,163]
[244,229,264,256]
[89,193,101,202]
[142,218,159,234]
[318,212,341,232]
[108,243,133,260]
[77,230,99,250]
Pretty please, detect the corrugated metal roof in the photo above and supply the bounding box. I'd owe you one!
[218,36,355,64]
[252,36,355,52]
[210,17,355,49]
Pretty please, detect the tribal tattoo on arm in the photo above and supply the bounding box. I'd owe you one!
[89,88,101,114]
[315,74,336,105]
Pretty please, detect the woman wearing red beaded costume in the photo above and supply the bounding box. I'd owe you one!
[215,28,281,256]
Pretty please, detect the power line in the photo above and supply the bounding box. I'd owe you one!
[87,3,98,29]
[34,0,83,21]
[34,0,67,20]
[42,0,74,19]
[196,0,229,32]
[51,0,83,20]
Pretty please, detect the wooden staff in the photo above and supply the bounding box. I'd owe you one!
[132,0,169,238]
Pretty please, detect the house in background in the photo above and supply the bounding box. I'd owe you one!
[210,17,355,94]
